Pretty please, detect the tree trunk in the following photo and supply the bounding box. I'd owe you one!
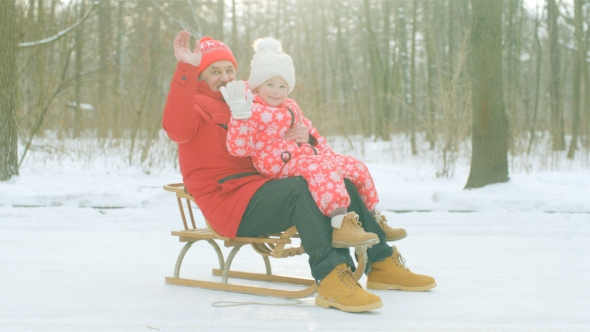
[465,0,509,189]
[423,0,436,150]
[0,0,19,181]
[231,0,238,59]
[74,0,85,137]
[410,0,418,155]
[115,0,124,91]
[396,3,415,152]
[381,0,392,139]
[527,2,543,155]
[448,0,454,78]
[362,0,385,139]
[547,0,565,151]
[567,0,584,159]
[98,0,111,137]
[216,0,224,41]
[27,0,35,23]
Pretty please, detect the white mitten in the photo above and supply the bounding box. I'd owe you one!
[220,80,253,120]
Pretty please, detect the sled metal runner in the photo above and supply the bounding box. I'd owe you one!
[163,183,367,298]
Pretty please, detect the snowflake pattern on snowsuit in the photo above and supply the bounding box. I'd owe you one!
[226,93,378,216]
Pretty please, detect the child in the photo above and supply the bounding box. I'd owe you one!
[222,38,406,248]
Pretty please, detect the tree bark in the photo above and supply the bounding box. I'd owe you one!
[396,3,415,152]
[74,0,85,137]
[98,0,111,137]
[410,0,418,155]
[547,0,565,151]
[0,0,19,181]
[448,0,454,78]
[362,0,385,139]
[567,0,584,159]
[527,2,543,155]
[216,0,224,41]
[115,0,124,91]
[423,0,436,150]
[465,0,509,189]
[231,0,238,59]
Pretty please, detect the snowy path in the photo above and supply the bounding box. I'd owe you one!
[1,164,589,331]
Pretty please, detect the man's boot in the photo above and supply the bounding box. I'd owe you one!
[367,246,436,291]
[332,212,379,248]
[316,263,383,312]
[374,211,407,241]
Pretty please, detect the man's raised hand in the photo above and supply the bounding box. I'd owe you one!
[173,30,201,67]
[220,81,253,120]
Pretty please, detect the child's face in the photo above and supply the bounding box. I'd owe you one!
[255,76,289,107]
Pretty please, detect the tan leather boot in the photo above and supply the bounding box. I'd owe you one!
[374,211,407,241]
[332,212,379,248]
[367,246,436,291]
[316,263,383,312]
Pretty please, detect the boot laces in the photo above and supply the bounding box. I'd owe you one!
[349,214,364,234]
[394,251,409,271]
[352,214,363,233]
[376,211,388,228]
[337,265,360,289]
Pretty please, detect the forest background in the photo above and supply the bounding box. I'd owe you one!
[1,0,589,186]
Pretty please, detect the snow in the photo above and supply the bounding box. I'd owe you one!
[67,102,95,111]
[1,139,589,331]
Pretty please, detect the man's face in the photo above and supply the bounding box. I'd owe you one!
[199,61,236,92]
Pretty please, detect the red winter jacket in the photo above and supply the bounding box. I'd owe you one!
[162,62,271,237]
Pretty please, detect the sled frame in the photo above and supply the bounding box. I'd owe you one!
[163,183,367,299]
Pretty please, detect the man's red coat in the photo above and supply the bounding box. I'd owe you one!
[162,62,271,237]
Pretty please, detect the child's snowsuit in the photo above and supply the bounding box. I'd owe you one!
[226,95,378,216]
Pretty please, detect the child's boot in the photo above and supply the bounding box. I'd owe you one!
[332,212,379,248]
[374,211,407,241]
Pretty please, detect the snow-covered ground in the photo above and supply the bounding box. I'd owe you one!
[1,139,589,331]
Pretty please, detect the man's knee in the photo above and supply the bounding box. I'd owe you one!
[288,176,312,199]
[344,179,357,194]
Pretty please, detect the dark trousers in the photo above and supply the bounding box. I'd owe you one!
[237,177,393,282]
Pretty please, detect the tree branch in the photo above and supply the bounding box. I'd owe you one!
[149,0,199,37]
[18,1,100,48]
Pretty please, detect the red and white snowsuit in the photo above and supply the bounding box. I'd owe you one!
[226,94,378,216]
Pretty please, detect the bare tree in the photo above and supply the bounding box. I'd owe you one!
[410,0,418,155]
[216,0,224,40]
[0,0,19,181]
[74,0,85,137]
[465,0,509,189]
[396,3,416,153]
[423,0,436,150]
[548,0,565,151]
[526,2,543,155]
[567,0,585,159]
[98,0,111,136]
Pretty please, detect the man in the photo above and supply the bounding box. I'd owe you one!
[162,31,436,313]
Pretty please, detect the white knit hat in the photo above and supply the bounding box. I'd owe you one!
[248,38,296,94]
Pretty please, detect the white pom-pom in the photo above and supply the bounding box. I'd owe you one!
[253,38,282,52]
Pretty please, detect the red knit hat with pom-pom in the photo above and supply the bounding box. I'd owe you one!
[197,36,238,76]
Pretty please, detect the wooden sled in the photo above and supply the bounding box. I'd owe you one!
[163,183,367,299]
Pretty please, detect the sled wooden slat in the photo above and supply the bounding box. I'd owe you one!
[165,277,317,299]
[211,269,315,286]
